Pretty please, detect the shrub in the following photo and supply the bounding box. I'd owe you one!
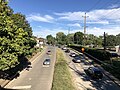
[69,45,111,61]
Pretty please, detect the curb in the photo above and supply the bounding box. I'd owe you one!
[0,47,47,88]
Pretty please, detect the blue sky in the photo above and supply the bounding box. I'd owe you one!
[9,0,120,38]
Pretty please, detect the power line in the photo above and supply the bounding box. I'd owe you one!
[98,0,120,18]
[88,0,101,11]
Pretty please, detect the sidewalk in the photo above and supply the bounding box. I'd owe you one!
[0,47,46,88]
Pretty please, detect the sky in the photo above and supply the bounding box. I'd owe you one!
[9,0,120,38]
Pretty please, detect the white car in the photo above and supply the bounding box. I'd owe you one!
[70,53,76,57]
[62,47,67,50]
[43,59,50,65]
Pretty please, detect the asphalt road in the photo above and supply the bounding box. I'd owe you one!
[64,49,120,90]
[4,46,56,90]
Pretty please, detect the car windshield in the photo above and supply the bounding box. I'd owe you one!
[93,68,101,72]
[94,71,102,75]
[75,57,80,59]
[72,53,75,54]
[45,59,50,61]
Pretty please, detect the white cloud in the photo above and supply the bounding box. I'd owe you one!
[54,8,120,25]
[108,4,119,9]
[67,23,81,27]
[87,20,109,25]
[31,8,120,38]
[33,25,120,38]
[55,12,84,21]
[27,14,54,23]
[87,26,120,36]
[33,28,68,38]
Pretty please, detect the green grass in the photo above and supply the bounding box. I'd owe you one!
[52,49,75,90]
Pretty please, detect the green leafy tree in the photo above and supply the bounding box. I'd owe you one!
[11,13,32,37]
[56,32,66,45]
[74,32,84,45]
[11,13,36,56]
[86,34,102,47]
[66,33,74,44]
[46,35,55,45]
[106,35,117,46]
[116,34,120,45]
[0,0,36,70]
[0,0,19,70]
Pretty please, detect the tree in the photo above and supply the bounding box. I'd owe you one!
[86,34,102,47]
[66,33,74,44]
[0,0,36,71]
[46,35,55,45]
[56,32,66,45]
[11,13,32,37]
[11,13,36,56]
[0,0,19,70]
[106,35,117,46]
[74,32,84,45]
[116,33,120,45]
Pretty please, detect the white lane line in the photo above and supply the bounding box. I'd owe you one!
[12,85,31,89]
[29,78,31,80]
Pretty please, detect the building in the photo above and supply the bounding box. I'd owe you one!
[36,37,46,48]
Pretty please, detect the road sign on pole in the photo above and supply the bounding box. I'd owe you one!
[81,48,85,53]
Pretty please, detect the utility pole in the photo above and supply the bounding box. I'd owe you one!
[104,32,106,50]
[68,27,70,35]
[82,13,89,46]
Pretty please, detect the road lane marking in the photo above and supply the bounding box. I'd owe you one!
[31,47,47,64]
[12,85,31,89]
[29,78,31,80]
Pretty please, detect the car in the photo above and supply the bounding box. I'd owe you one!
[72,56,81,63]
[110,52,119,57]
[86,67,103,79]
[43,59,50,65]
[79,55,86,62]
[70,53,76,57]
[62,47,67,50]
[46,50,51,55]
[65,49,70,53]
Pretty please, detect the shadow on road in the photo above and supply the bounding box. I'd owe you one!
[0,85,22,90]
[0,56,32,80]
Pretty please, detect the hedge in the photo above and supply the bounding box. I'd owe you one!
[69,45,111,61]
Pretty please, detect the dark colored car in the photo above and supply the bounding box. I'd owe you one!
[110,52,118,57]
[46,50,51,55]
[65,49,70,53]
[79,55,86,62]
[43,59,50,65]
[86,67,103,79]
[72,56,81,63]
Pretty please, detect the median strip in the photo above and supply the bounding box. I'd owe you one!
[52,48,75,90]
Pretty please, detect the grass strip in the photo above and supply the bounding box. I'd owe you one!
[52,49,75,90]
